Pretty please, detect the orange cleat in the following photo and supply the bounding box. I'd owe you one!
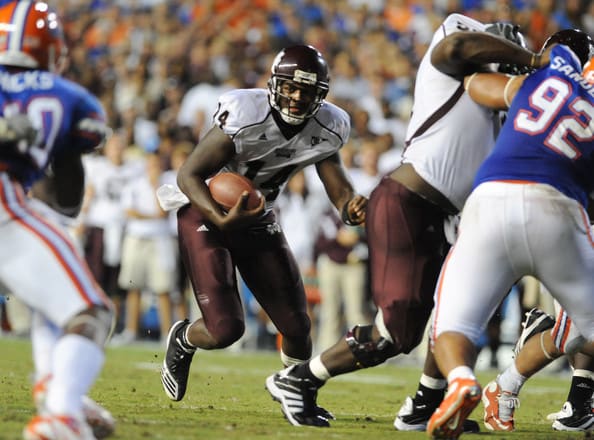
[427,378,481,439]
[482,380,518,431]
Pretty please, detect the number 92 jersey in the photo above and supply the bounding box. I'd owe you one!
[475,45,594,207]
[213,88,350,206]
[0,66,108,188]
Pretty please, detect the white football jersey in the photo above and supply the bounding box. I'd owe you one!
[403,13,500,210]
[213,88,350,207]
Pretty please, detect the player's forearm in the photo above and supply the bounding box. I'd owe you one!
[432,32,538,77]
[31,154,85,217]
[465,73,525,110]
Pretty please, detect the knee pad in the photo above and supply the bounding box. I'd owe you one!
[64,306,114,346]
[345,325,396,368]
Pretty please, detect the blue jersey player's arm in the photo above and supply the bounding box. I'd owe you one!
[31,90,109,217]
[463,72,526,111]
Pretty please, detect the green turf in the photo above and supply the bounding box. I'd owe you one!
[0,337,585,439]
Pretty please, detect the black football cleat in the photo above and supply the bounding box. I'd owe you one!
[265,366,330,427]
[552,401,594,431]
[395,395,480,433]
[161,320,196,401]
[513,308,555,357]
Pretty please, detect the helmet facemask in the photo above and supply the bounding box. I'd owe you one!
[268,74,328,125]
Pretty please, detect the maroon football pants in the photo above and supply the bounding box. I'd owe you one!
[177,205,311,348]
[366,177,450,354]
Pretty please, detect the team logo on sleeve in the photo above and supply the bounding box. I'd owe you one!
[311,136,328,146]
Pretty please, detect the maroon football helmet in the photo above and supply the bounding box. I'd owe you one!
[268,45,329,125]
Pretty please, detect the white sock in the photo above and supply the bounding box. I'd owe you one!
[447,366,475,383]
[573,369,594,381]
[280,350,307,367]
[30,312,61,381]
[309,356,331,382]
[420,373,447,390]
[45,334,104,417]
[183,325,197,348]
[497,363,526,395]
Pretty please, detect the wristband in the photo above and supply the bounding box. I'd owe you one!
[503,76,516,108]
[341,198,357,226]
[530,53,541,69]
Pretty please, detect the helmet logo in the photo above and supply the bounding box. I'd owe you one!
[293,69,317,85]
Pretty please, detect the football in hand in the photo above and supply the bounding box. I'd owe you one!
[208,172,262,210]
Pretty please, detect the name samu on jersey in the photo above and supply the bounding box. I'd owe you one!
[214,88,350,205]
[0,67,107,188]
[550,53,594,97]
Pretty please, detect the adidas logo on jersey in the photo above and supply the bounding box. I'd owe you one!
[258,133,268,140]
[196,224,209,232]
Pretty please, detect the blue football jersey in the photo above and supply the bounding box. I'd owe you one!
[475,45,594,207]
[0,66,107,188]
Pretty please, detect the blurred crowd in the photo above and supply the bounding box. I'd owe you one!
[0,0,589,354]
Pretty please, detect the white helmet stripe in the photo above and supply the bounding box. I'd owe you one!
[8,1,33,52]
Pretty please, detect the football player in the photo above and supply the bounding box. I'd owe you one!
[158,44,366,426]
[0,1,115,439]
[427,28,594,439]
[480,33,594,435]
[264,13,546,429]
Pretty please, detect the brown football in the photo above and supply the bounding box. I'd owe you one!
[208,172,262,210]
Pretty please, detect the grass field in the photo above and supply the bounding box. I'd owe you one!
[0,337,586,439]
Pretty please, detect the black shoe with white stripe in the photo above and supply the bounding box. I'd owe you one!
[265,366,330,427]
[161,319,196,401]
[552,401,594,431]
[513,308,555,357]
[395,395,480,432]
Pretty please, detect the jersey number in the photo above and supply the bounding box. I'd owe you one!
[514,77,594,160]
[245,160,298,201]
[4,97,63,169]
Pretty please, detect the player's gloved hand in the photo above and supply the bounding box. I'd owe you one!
[0,114,38,149]
[485,23,525,48]
[217,191,265,231]
[485,23,534,75]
